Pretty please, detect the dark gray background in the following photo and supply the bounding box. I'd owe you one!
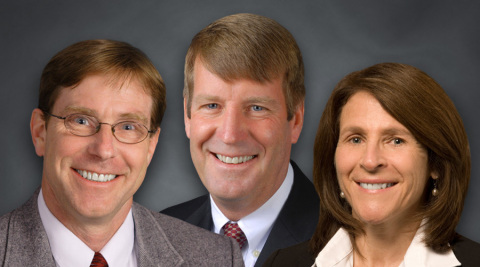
[1,0,479,243]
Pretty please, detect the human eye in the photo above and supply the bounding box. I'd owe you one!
[70,114,94,127]
[349,136,362,144]
[197,102,221,115]
[120,123,137,131]
[206,103,218,109]
[251,105,264,112]
[116,121,146,133]
[114,122,147,143]
[391,138,404,145]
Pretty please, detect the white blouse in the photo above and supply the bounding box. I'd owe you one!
[313,225,460,267]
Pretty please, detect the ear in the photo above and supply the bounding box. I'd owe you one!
[31,108,47,156]
[184,97,191,139]
[431,170,439,180]
[146,128,160,164]
[289,101,304,144]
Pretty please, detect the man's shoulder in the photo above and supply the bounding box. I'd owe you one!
[160,194,209,220]
[136,201,210,237]
[133,203,243,266]
[284,160,319,215]
[0,191,55,265]
[0,209,13,252]
[0,209,12,229]
[290,160,317,196]
[144,207,220,243]
[0,191,41,235]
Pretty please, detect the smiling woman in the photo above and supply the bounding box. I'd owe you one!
[263,63,480,267]
[335,91,432,230]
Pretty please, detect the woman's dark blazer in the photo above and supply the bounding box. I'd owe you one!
[263,235,480,267]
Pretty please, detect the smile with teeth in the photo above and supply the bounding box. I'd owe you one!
[76,169,117,182]
[359,182,395,190]
[216,154,255,164]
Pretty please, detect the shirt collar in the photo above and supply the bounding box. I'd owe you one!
[38,188,137,267]
[314,224,461,267]
[211,162,294,266]
[314,228,353,267]
[402,222,460,267]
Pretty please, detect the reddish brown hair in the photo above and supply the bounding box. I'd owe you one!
[39,39,166,129]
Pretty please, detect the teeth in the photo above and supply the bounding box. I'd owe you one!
[359,183,394,190]
[216,154,255,164]
[76,169,117,182]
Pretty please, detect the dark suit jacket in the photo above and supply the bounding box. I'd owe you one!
[263,235,480,267]
[0,189,244,266]
[161,161,320,267]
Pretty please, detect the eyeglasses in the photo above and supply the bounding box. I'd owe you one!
[43,111,156,144]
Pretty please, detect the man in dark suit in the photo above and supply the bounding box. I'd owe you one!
[0,39,243,266]
[161,13,319,267]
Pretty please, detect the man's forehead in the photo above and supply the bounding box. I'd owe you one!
[193,56,283,87]
[52,75,152,123]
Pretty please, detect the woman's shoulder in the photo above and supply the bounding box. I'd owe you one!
[451,234,480,266]
[262,241,315,267]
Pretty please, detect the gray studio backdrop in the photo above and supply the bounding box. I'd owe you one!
[1,0,479,242]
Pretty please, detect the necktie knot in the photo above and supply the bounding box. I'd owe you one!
[90,252,109,267]
[223,222,247,249]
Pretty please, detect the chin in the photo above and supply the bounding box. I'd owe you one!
[354,210,390,225]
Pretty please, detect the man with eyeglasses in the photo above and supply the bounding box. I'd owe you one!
[0,39,243,266]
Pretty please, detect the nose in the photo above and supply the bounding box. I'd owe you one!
[360,141,386,171]
[217,107,247,144]
[87,124,116,159]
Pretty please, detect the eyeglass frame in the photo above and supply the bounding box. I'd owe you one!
[42,110,157,144]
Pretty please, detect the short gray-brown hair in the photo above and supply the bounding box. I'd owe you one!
[184,13,304,120]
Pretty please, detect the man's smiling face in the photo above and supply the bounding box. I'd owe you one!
[184,60,303,215]
[32,74,159,226]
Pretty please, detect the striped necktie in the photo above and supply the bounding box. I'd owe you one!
[90,252,109,267]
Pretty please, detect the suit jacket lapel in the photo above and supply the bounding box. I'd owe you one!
[184,196,213,231]
[255,161,319,267]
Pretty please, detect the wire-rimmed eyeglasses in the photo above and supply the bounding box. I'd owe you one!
[43,111,156,144]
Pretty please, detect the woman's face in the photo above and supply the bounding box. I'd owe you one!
[335,91,434,227]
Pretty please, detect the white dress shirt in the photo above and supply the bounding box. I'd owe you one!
[211,162,294,267]
[314,224,461,267]
[38,189,137,267]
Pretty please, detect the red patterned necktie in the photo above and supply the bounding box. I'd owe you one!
[223,222,248,249]
[90,252,109,267]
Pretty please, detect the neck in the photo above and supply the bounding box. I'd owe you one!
[353,219,421,267]
[42,189,132,252]
[67,208,130,252]
[212,177,285,221]
[212,196,263,221]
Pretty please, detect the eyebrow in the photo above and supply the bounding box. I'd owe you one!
[340,125,412,136]
[63,106,149,125]
[64,106,96,116]
[117,113,149,125]
[193,94,279,106]
[193,94,221,104]
[244,97,278,107]
[382,128,412,136]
